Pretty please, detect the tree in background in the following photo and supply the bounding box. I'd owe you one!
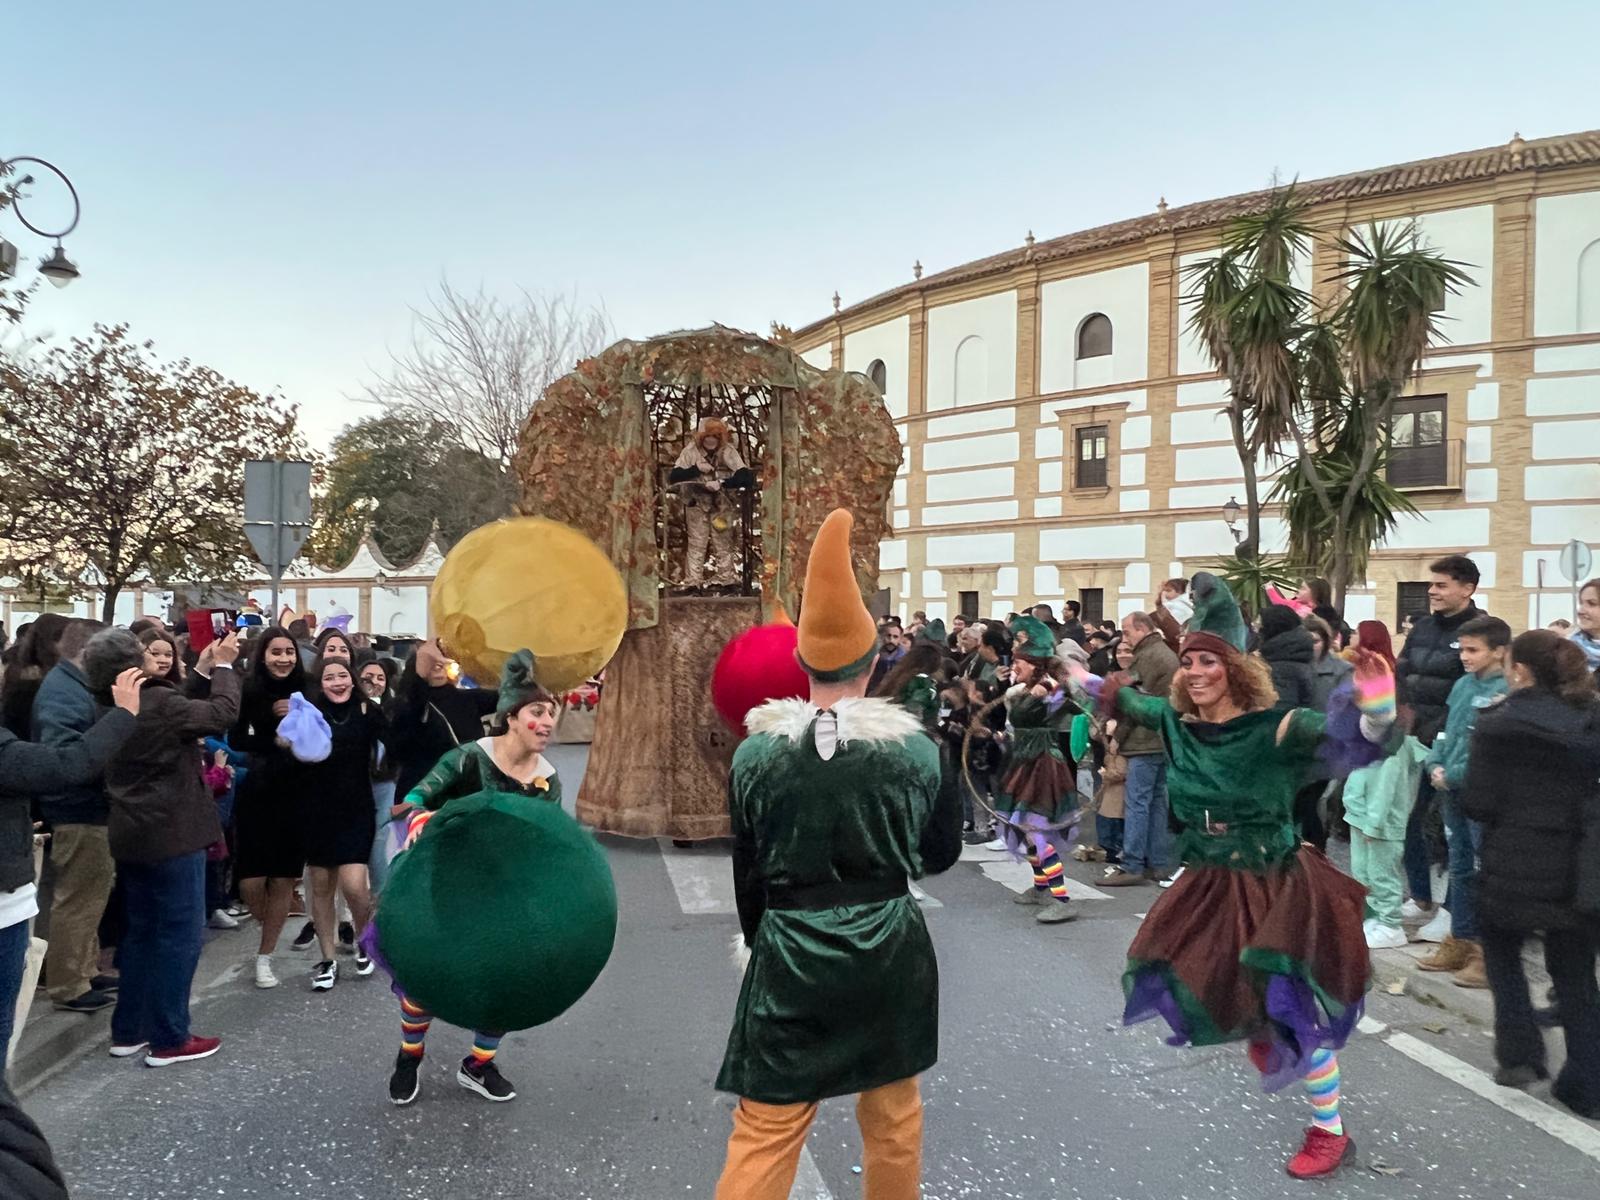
[307,413,511,569]
[359,279,612,465]
[1185,189,1471,609]
[0,324,303,621]
[0,160,37,327]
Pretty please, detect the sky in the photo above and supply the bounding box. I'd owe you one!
[8,0,1599,447]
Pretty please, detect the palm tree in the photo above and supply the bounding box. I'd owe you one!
[1185,193,1471,607]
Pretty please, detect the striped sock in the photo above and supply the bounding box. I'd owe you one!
[1024,851,1048,893]
[1039,847,1069,901]
[1303,1048,1343,1135]
[399,995,432,1060]
[469,1032,503,1067]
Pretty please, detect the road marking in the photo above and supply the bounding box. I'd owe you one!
[1383,1031,1600,1161]
[790,1146,834,1199]
[1357,1015,1388,1035]
[978,858,1112,900]
[657,840,736,913]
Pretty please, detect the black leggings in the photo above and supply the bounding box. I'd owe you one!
[1293,780,1328,853]
[1481,924,1600,1117]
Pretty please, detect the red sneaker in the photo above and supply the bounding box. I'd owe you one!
[1286,1126,1353,1179]
[145,1035,221,1068]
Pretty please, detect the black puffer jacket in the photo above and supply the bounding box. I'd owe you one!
[1461,689,1600,932]
[1259,626,1316,714]
[1395,603,1481,745]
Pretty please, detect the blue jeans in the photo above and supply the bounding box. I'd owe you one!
[1095,815,1124,862]
[1402,775,1435,902]
[111,852,205,1052]
[1122,755,1169,875]
[1442,791,1483,941]
[369,781,397,894]
[0,918,31,1073]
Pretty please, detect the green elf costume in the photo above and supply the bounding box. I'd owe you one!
[713,509,962,1200]
[995,615,1082,924]
[1077,573,1397,1180]
[370,650,617,1108]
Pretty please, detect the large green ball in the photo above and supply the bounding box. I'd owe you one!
[375,792,617,1032]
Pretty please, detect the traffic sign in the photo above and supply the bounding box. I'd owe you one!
[243,460,313,616]
[1558,538,1592,583]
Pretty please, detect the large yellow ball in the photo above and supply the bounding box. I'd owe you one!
[431,518,628,693]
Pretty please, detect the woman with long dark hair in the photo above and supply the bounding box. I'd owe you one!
[314,628,355,665]
[1,613,70,737]
[389,639,497,802]
[1462,630,1600,1119]
[136,628,184,686]
[297,655,387,992]
[229,627,307,989]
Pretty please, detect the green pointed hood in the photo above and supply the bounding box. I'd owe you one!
[1010,615,1057,661]
[1182,572,1248,656]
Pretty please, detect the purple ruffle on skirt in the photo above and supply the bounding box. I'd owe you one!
[998,808,1079,861]
[358,921,407,1001]
[1122,970,1365,1094]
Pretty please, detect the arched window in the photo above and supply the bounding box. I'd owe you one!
[1579,239,1600,333]
[1077,313,1113,359]
[952,336,987,407]
[866,358,887,393]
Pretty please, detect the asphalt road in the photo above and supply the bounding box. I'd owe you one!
[22,744,1600,1199]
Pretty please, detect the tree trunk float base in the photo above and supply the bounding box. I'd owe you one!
[577,595,760,840]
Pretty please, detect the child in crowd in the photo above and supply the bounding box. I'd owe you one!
[1343,729,1426,949]
[1416,615,1511,987]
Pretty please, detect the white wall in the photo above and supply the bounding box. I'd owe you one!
[371,585,429,637]
[1405,206,1495,346]
[798,343,833,370]
[1534,190,1600,336]
[843,316,911,419]
[926,291,1017,410]
[1038,263,1150,392]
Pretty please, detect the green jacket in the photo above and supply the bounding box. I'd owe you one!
[1344,736,1427,841]
[717,697,952,1104]
[1423,671,1508,790]
[402,738,562,811]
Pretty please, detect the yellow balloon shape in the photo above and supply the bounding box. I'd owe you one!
[430,518,629,693]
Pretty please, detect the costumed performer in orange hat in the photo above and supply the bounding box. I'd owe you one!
[713,509,962,1200]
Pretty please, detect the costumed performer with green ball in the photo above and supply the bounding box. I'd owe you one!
[368,648,618,1107]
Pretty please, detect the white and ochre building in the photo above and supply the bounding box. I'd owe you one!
[790,130,1600,631]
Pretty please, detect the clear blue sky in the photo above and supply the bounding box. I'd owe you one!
[9,0,1598,445]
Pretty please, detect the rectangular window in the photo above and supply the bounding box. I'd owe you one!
[958,591,979,620]
[1078,588,1104,626]
[1075,424,1109,488]
[1397,582,1431,627]
[1387,395,1448,488]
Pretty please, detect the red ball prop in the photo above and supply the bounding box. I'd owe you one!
[711,620,809,734]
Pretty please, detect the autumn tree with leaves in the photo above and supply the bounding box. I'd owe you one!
[0,323,303,620]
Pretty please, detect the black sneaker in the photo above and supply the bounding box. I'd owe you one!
[311,960,338,991]
[456,1057,516,1102]
[291,921,317,951]
[338,921,356,953]
[90,974,120,993]
[962,829,991,845]
[389,1052,421,1106]
[354,952,375,977]
[54,988,115,1014]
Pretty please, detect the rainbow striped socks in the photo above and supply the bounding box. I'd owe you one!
[469,1033,503,1067]
[1304,1049,1343,1135]
[1025,847,1070,902]
[400,994,433,1059]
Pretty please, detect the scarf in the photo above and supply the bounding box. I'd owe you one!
[1572,629,1600,672]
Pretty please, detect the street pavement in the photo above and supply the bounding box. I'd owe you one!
[20,743,1600,1199]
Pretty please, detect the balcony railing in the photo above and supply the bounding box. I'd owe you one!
[1388,438,1464,492]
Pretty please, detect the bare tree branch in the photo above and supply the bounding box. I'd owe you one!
[357,280,612,465]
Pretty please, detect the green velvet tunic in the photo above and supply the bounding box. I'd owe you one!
[716,701,943,1104]
[403,738,562,811]
[1115,689,1323,870]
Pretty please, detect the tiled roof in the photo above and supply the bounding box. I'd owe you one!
[796,130,1600,340]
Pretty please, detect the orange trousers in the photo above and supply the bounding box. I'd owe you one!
[714,1076,922,1200]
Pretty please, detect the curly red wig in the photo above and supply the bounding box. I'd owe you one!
[1168,649,1278,717]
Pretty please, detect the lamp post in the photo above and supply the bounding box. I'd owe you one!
[1,156,81,288]
[1221,496,1243,544]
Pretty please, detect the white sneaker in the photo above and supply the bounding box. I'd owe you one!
[254,957,279,989]
[1159,866,1185,890]
[208,908,240,930]
[1415,908,1452,944]
[983,837,1007,851]
[1366,922,1409,950]
[1400,898,1430,921]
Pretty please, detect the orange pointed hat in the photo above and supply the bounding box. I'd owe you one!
[795,509,879,681]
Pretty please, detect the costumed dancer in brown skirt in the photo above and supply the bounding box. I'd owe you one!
[1067,573,1398,1180]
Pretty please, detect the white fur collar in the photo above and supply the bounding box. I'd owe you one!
[745,696,921,746]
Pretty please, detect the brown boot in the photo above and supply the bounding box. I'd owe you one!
[1100,868,1150,888]
[1418,936,1472,972]
[1452,943,1489,989]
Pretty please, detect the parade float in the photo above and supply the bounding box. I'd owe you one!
[513,326,900,839]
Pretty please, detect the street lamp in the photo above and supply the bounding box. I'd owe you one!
[1221,496,1243,543]
[1,156,81,288]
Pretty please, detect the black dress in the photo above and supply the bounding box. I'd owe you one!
[299,696,387,868]
[230,681,307,880]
